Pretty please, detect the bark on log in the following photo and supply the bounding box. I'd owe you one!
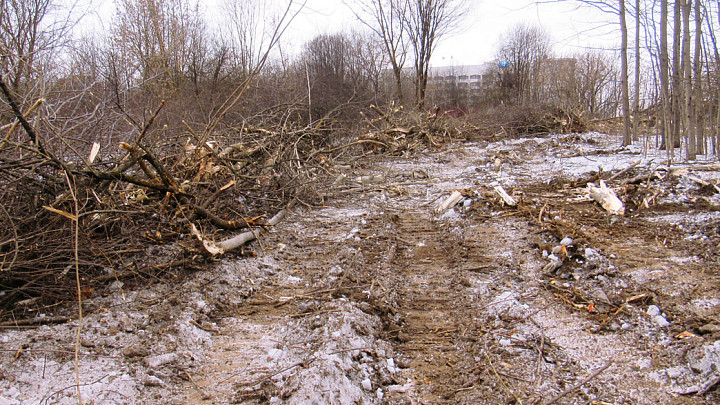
[192,208,288,256]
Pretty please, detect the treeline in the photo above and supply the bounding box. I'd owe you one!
[3,0,720,156]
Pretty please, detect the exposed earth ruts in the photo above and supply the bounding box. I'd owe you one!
[2,132,720,404]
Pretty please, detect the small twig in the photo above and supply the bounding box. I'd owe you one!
[40,374,110,405]
[56,170,84,405]
[0,202,19,272]
[484,351,523,404]
[190,319,219,334]
[0,348,122,359]
[538,203,547,225]
[545,362,611,405]
[132,100,165,147]
[534,333,545,386]
[225,360,306,386]
[0,316,72,328]
[185,371,212,400]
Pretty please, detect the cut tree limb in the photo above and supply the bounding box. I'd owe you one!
[192,208,289,256]
[494,185,517,206]
[588,180,625,215]
[435,191,463,213]
[687,175,720,194]
[608,159,642,181]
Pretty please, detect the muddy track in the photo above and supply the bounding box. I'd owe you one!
[3,133,720,404]
[381,209,465,403]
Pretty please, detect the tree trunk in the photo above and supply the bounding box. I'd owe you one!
[620,0,632,146]
[393,65,405,105]
[693,0,704,155]
[633,0,641,142]
[660,0,671,151]
[682,0,696,160]
[671,0,682,150]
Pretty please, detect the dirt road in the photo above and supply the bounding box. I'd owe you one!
[2,132,720,404]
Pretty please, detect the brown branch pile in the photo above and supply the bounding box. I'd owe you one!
[475,104,587,137]
[356,104,460,154]
[0,93,341,319]
[0,67,462,318]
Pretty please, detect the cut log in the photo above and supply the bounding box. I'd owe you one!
[192,208,288,256]
[435,191,463,214]
[687,175,720,194]
[217,209,287,252]
[587,180,625,215]
[493,185,517,206]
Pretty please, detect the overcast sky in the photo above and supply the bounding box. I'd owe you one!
[288,0,618,66]
[83,0,618,67]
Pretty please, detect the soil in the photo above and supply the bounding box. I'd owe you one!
[2,131,720,404]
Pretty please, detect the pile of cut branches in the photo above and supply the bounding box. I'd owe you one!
[356,104,460,154]
[0,83,338,317]
[0,69,460,317]
[475,104,587,137]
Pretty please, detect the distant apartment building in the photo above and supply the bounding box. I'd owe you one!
[425,58,579,110]
[426,61,498,109]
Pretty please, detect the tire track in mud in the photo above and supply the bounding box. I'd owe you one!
[376,207,475,403]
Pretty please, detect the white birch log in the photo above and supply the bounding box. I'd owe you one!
[587,180,625,215]
[191,209,288,256]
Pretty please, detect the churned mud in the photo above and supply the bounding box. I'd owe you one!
[2,131,720,404]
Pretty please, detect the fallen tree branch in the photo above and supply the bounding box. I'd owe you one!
[587,180,625,215]
[435,191,463,214]
[494,185,517,206]
[192,207,289,255]
[608,159,642,181]
[0,316,71,328]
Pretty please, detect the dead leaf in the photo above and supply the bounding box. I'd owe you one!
[80,286,94,300]
[675,331,696,340]
[88,142,100,164]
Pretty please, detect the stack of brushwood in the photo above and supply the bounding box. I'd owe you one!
[477,104,587,137]
[0,91,339,317]
[0,71,461,317]
[357,104,460,154]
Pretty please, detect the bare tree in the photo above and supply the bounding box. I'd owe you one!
[693,0,704,155]
[0,0,76,96]
[222,0,282,78]
[633,0,641,141]
[403,0,466,109]
[346,0,408,105]
[495,23,552,104]
[110,0,206,94]
[659,0,672,150]
[681,0,695,158]
[301,32,379,119]
[670,0,682,150]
